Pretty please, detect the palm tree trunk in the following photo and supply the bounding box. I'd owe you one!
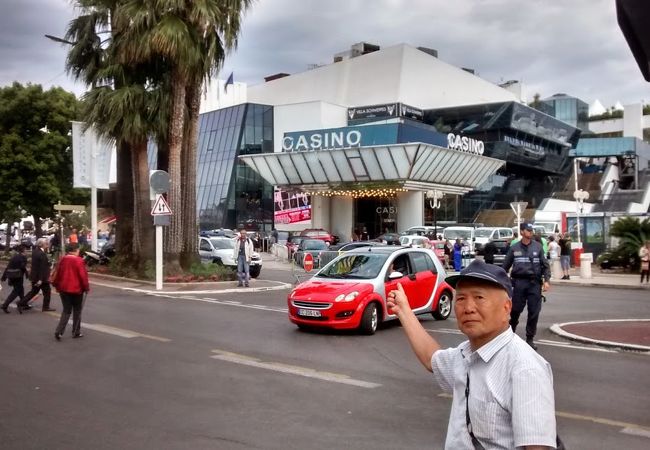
[163,68,186,271]
[179,81,201,269]
[116,140,135,262]
[131,139,154,266]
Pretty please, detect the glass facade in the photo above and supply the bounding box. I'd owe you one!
[196,103,273,231]
[541,94,589,132]
[425,102,581,222]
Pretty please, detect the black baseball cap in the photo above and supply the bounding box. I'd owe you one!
[520,222,534,231]
[445,259,513,298]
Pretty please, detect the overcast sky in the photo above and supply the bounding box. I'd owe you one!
[1,0,647,108]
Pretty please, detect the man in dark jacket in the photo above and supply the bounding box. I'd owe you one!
[483,240,498,264]
[20,237,55,312]
[1,244,28,313]
[502,222,551,350]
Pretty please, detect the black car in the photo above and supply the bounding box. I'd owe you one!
[376,232,401,245]
[476,239,510,266]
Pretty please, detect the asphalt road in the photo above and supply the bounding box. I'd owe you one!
[0,280,649,450]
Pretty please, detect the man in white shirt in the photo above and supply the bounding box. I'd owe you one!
[387,259,557,449]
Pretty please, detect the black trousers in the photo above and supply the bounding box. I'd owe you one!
[641,270,649,283]
[21,282,52,309]
[510,278,543,340]
[2,280,25,309]
[55,292,84,336]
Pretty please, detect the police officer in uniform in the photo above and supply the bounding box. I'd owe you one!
[502,222,551,350]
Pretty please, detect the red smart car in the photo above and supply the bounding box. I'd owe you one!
[287,246,453,335]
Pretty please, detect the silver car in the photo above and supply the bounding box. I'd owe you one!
[198,236,262,278]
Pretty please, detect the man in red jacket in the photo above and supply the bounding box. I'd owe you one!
[52,243,90,340]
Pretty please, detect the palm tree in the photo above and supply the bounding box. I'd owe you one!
[116,0,253,270]
[62,0,164,267]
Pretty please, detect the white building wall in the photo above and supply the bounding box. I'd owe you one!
[397,191,424,231]
[248,44,517,110]
[310,195,331,230]
[624,103,643,139]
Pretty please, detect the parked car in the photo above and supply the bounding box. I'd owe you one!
[198,236,262,278]
[293,238,329,268]
[287,246,453,334]
[375,232,401,245]
[430,240,447,263]
[200,228,236,238]
[474,227,514,253]
[401,226,444,239]
[399,235,431,248]
[443,226,476,253]
[299,228,339,245]
[286,236,306,261]
[474,239,510,266]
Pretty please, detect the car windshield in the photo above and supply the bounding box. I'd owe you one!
[444,229,472,240]
[474,229,494,237]
[303,240,327,250]
[317,254,389,279]
[210,238,235,250]
[535,223,554,233]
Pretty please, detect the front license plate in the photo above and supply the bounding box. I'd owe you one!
[297,309,321,317]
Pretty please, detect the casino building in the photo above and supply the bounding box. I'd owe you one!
[196,43,580,241]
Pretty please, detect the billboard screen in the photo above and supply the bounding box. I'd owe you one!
[274,188,311,225]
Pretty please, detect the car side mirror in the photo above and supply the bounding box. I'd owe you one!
[388,271,403,280]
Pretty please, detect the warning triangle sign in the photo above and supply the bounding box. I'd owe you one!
[151,194,173,216]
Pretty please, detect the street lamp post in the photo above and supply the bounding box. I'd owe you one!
[573,189,589,246]
[426,190,444,239]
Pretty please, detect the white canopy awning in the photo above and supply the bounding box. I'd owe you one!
[239,143,504,194]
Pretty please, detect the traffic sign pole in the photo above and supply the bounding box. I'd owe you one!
[156,225,163,290]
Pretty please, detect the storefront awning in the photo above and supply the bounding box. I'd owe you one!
[239,143,504,195]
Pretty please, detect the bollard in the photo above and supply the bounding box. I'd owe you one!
[579,253,593,279]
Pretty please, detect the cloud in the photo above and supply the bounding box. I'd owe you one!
[0,0,647,107]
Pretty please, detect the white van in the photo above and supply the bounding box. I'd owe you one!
[474,227,514,247]
[443,226,476,253]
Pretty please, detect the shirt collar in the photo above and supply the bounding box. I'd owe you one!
[475,327,513,362]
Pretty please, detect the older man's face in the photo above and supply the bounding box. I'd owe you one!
[454,280,512,349]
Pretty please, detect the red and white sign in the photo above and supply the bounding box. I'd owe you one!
[303,253,314,272]
[151,194,172,216]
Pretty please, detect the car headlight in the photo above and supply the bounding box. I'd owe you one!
[335,291,359,302]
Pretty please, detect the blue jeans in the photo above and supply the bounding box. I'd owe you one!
[237,255,250,285]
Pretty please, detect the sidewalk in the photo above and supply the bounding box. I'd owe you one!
[550,266,650,290]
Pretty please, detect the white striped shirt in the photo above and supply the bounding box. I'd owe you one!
[431,328,557,449]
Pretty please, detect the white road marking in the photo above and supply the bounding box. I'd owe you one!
[210,349,381,389]
[536,339,618,353]
[426,328,463,335]
[437,393,650,437]
[42,311,170,342]
[621,427,650,439]
[145,293,289,313]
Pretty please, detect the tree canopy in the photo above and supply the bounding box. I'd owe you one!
[0,82,86,237]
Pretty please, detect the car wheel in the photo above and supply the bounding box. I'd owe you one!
[432,290,452,320]
[359,302,379,335]
[212,258,223,266]
[250,266,261,278]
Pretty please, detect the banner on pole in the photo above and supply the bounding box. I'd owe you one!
[71,121,116,189]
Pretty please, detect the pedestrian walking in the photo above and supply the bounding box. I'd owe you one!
[640,240,650,284]
[51,243,89,340]
[482,239,497,264]
[386,260,557,449]
[558,233,572,279]
[20,237,55,312]
[233,229,254,287]
[1,244,28,313]
[502,222,551,350]
[452,238,463,271]
[68,228,78,245]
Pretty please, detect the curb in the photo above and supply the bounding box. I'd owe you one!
[552,280,650,290]
[550,319,650,353]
